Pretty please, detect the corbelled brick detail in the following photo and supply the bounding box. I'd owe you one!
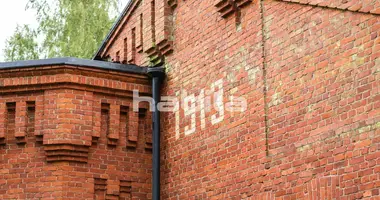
[98,0,175,66]
[215,0,253,18]
[15,101,27,143]
[42,89,94,162]
[99,0,379,199]
[0,65,152,199]
[0,103,7,145]
[1,0,379,199]
[167,0,178,9]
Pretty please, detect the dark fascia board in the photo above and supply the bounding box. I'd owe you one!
[0,57,147,74]
[92,0,133,60]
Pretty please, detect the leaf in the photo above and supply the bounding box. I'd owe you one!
[3,0,120,61]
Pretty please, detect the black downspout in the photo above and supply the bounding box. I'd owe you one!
[147,67,165,200]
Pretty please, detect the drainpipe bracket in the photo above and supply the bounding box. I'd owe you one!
[147,67,165,79]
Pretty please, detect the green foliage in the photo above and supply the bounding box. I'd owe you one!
[3,0,120,61]
[3,25,40,61]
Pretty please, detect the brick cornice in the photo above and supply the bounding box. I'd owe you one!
[0,65,150,94]
[0,64,151,163]
[0,65,149,82]
[215,0,253,18]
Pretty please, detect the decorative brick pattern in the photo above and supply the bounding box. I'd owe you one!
[214,0,253,18]
[1,0,379,199]
[0,103,6,145]
[119,180,132,199]
[45,144,90,163]
[155,0,174,56]
[100,0,379,198]
[98,0,175,66]
[167,0,177,9]
[26,102,36,138]
[6,103,16,145]
[127,107,139,148]
[92,98,102,144]
[140,109,153,150]
[156,0,377,199]
[34,96,44,142]
[94,178,107,199]
[14,101,27,144]
[108,104,121,145]
[0,65,152,199]
[136,14,144,53]
[215,0,236,18]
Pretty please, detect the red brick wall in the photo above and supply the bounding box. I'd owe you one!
[99,0,175,66]
[161,1,268,199]
[99,0,379,199]
[264,2,379,199]
[0,66,153,199]
[1,0,377,199]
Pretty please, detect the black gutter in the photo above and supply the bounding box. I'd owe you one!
[147,67,165,200]
[0,57,147,74]
[93,0,133,60]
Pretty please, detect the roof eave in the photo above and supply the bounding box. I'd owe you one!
[0,57,148,74]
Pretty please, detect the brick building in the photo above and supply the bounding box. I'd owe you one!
[0,0,379,199]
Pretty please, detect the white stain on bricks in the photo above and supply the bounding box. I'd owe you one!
[227,46,261,85]
[174,79,247,140]
[375,58,380,72]
[270,92,282,106]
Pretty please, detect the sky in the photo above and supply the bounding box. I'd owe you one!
[0,0,129,62]
[0,0,37,61]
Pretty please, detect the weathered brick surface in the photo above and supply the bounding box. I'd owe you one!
[0,66,152,199]
[161,1,267,199]
[263,1,379,199]
[1,0,379,199]
[98,0,379,199]
[99,0,175,66]
[277,0,380,14]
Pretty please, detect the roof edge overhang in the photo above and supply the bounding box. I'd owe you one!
[0,57,147,74]
[92,0,134,60]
